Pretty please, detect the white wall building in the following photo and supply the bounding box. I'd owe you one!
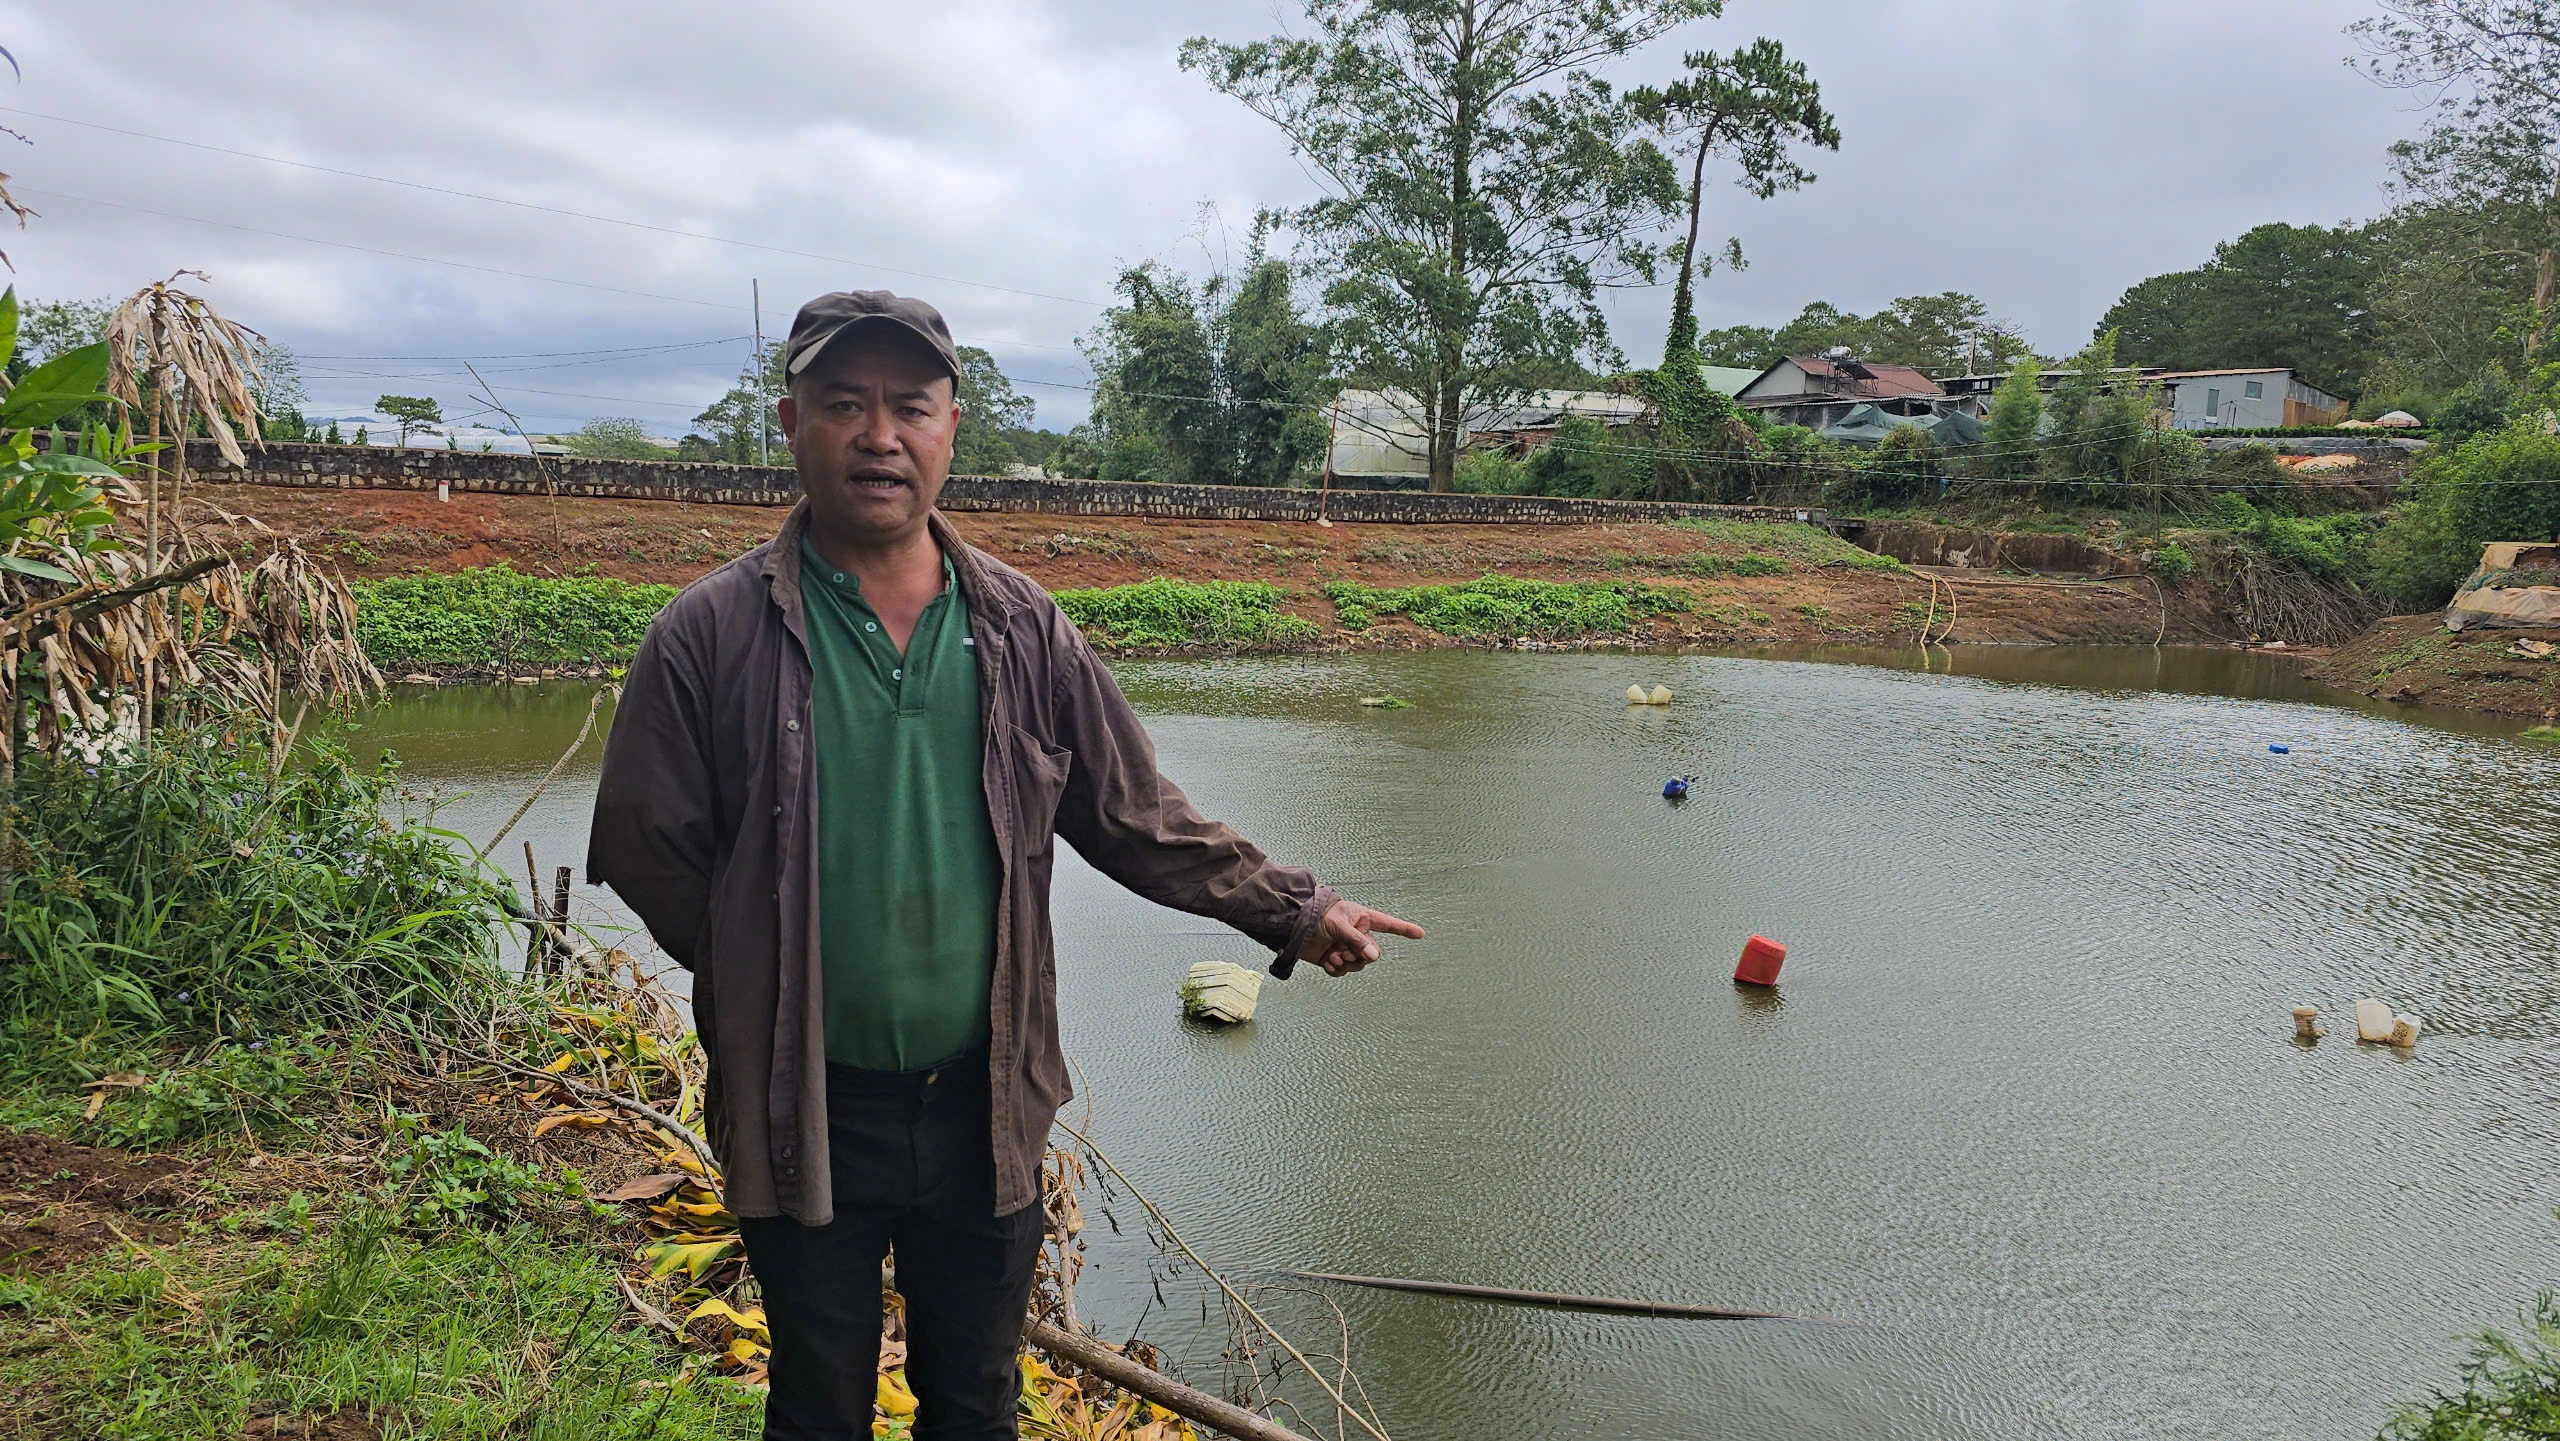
[2153,369,2347,430]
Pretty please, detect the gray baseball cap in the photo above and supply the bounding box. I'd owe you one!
[784,290,961,383]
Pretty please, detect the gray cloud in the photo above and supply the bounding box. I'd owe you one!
[10,0,2412,432]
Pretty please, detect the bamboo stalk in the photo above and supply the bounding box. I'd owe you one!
[1285,1271,1830,1323]
[1024,1320,1316,1441]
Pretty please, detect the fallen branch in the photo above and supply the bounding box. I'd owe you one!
[484,1054,721,1182]
[1025,1320,1315,1441]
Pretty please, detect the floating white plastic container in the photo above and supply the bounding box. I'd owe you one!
[2353,998,2396,1043]
[2389,1013,2423,1049]
[1626,685,1649,704]
[1648,685,1673,705]
[2290,1005,2324,1041]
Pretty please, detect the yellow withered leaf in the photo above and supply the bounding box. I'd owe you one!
[639,1237,741,1281]
[724,1336,765,1367]
[685,1297,770,1342]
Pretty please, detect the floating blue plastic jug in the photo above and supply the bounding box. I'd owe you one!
[1662,777,1691,799]
[2269,744,2290,754]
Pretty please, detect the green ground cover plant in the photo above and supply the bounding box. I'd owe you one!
[1323,575,1690,640]
[1665,517,1905,573]
[1051,576,1319,650]
[0,1205,761,1440]
[353,566,675,670]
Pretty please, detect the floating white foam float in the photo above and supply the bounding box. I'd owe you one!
[2353,998,2396,1043]
[1180,960,1264,1025]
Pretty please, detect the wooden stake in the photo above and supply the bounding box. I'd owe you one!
[551,865,573,967]
[523,841,548,977]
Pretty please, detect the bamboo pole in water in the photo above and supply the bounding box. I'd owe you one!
[1287,1271,1828,1323]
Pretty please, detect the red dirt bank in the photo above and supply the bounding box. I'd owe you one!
[195,483,2240,649]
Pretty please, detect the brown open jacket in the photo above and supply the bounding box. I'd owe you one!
[588,505,1338,1222]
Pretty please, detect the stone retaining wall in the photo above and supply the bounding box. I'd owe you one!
[177,440,1823,527]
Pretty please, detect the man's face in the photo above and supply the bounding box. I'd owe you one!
[778,329,960,543]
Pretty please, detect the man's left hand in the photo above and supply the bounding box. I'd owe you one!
[1308,899,1424,976]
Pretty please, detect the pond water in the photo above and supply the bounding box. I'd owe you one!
[341,647,2560,1440]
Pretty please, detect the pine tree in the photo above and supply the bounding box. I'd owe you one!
[353,426,369,446]
[1980,357,2044,480]
[325,420,343,445]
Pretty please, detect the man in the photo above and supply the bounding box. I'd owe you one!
[589,290,1421,1440]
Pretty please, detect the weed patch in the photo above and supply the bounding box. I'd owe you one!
[353,566,674,670]
[1052,577,1319,651]
[1323,575,1689,640]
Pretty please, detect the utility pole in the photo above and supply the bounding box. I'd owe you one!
[751,279,769,466]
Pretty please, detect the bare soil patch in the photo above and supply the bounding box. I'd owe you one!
[0,1132,193,1272]
[2311,614,2560,718]
[239,1404,381,1441]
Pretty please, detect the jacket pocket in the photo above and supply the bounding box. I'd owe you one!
[1004,722,1071,853]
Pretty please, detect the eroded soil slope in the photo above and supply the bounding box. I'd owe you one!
[194,484,2236,649]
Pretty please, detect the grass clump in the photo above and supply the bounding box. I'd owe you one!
[1323,575,1689,640]
[1053,577,1320,651]
[353,564,675,670]
[0,1208,761,1439]
[0,734,510,1071]
[1664,518,1905,572]
[2525,725,2560,742]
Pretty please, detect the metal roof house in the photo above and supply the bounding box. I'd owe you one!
[2150,369,2348,430]
[1935,366,2166,417]
[1735,353,1950,430]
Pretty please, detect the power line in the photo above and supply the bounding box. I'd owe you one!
[299,338,747,361]
[3,105,1111,309]
[20,187,749,312]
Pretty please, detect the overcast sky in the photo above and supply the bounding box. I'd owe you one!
[10,0,2423,434]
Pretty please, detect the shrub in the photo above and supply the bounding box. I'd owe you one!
[2366,498,2472,608]
[1320,575,1687,640]
[2208,491,2260,529]
[2382,1291,2560,1439]
[1829,427,1939,510]
[2441,424,2560,549]
[354,566,675,670]
[2147,544,2195,582]
[2431,369,2518,452]
[1051,577,1318,650]
[1453,448,1529,495]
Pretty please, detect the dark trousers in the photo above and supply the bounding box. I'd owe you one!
[736,1051,1044,1441]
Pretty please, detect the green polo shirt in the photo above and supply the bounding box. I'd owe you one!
[799,537,1001,1072]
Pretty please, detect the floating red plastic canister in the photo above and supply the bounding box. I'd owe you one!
[1733,935,1786,987]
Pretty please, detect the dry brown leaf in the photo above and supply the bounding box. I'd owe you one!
[594,1171,690,1204]
[531,1110,613,1137]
